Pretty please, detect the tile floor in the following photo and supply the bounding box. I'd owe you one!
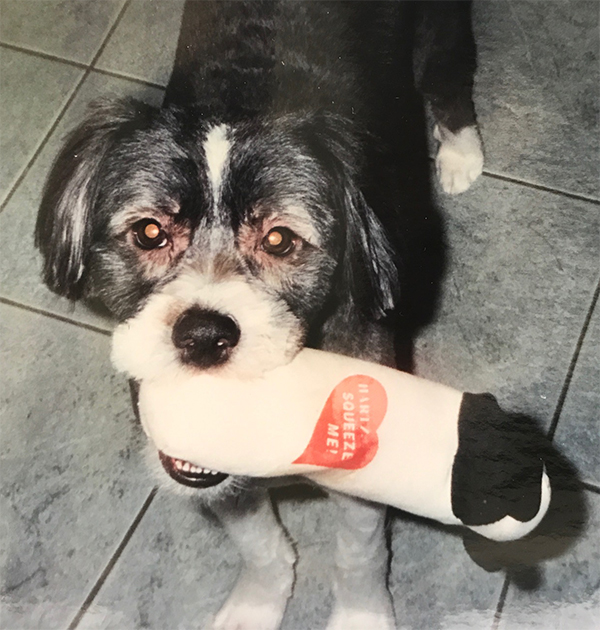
[0,1,598,629]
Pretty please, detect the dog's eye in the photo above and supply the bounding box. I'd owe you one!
[262,228,297,257]
[132,219,168,250]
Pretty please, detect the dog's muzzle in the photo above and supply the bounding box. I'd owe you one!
[159,451,229,488]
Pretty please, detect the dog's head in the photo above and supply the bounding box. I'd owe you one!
[36,98,397,492]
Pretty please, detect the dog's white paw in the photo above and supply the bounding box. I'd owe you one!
[211,568,293,630]
[326,604,396,630]
[435,124,484,195]
[327,583,396,630]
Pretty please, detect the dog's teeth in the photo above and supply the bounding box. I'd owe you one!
[170,459,220,476]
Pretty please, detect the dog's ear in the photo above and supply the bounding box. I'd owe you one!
[339,182,398,319]
[35,98,156,299]
[302,113,398,319]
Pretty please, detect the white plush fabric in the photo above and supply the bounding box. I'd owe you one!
[137,348,550,541]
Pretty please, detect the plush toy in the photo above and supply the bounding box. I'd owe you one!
[137,348,550,542]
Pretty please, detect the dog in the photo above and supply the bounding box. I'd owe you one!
[35,2,483,628]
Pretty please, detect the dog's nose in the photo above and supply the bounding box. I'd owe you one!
[172,308,240,368]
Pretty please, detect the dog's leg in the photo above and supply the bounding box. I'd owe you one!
[327,494,396,630]
[414,1,484,194]
[209,488,296,630]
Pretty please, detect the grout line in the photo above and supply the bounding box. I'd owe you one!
[424,156,600,206]
[481,170,600,205]
[91,66,166,90]
[0,0,134,214]
[0,296,112,336]
[491,276,599,630]
[3,40,598,210]
[0,41,89,69]
[66,487,159,630]
[491,576,511,630]
[581,481,600,495]
[3,7,594,629]
[0,73,87,213]
[547,277,600,441]
[0,42,167,90]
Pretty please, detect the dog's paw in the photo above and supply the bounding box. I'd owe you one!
[326,604,396,630]
[327,582,396,630]
[435,124,484,195]
[211,566,294,630]
[211,597,285,630]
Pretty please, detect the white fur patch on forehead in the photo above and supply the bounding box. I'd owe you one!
[204,124,231,203]
[111,272,303,382]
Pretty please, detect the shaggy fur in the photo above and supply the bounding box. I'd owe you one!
[36,2,483,628]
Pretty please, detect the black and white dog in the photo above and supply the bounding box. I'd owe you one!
[36,2,483,628]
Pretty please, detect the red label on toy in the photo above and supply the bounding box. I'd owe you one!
[293,375,387,470]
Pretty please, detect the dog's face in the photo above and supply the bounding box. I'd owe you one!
[36,98,397,495]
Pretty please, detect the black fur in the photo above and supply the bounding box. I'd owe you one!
[36,1,477,334]
[35,3,482,622]
[36,0,479,472]
[35,99,158,300]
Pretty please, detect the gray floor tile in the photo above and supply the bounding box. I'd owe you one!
[554,296,600,486]
[95,0,185,86]
[499,490,600,630]
[88,0,600,200]
[0,302,154,629]
[75,488,335,630]
[0,48,83,204]
[1,4,598,629]
[75,490,236,630]
[389,515,504,630]
[414,176,599,425]
[0,71,164,331]
[277,494,338,630]
[74,484,504,630]
[0,0,125,64]
[473,0,599,198]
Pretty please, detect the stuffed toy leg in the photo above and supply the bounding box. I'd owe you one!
[136,348,551,542]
